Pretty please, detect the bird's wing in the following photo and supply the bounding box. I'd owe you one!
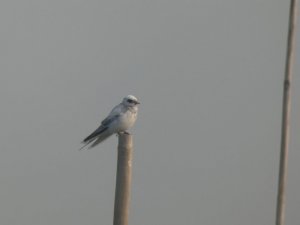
[82,125,108,143]
[82,104,122,144]
[101,103,122,126]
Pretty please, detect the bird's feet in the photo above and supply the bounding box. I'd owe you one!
[117,131,131,136]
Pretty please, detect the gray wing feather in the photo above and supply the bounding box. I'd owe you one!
[80,103,124,149]
[101,103,123,126]
[101,114,119,126]
[82,109,120,143]
[82,126,108,143]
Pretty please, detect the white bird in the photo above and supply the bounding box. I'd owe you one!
[80,95,140,149]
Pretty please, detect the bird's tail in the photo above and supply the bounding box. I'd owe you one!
[88,131,112,149]
[83,126,108,143]
[79,130,112,150]
[79,140,93,151]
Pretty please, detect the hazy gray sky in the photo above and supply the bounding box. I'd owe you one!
[0,1,299,225]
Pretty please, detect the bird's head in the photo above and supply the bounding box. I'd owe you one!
[122,95,140,107]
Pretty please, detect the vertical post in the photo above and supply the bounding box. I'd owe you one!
[113,133,133,225]
[276,1,298,225]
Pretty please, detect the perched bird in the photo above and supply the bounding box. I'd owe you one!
[80,95,140,149]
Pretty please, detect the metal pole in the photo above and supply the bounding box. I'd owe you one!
[276,1,298,225]
[113,133,133,225]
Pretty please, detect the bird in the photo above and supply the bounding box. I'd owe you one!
[80,95,140,150]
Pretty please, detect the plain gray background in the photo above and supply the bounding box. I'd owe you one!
[0,1,299,225]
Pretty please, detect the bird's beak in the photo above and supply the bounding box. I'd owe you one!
[136,101,140,105]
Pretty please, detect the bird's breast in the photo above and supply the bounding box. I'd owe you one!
[116,110,137,132]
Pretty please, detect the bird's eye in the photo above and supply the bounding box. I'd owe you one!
[127,99,134,103]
